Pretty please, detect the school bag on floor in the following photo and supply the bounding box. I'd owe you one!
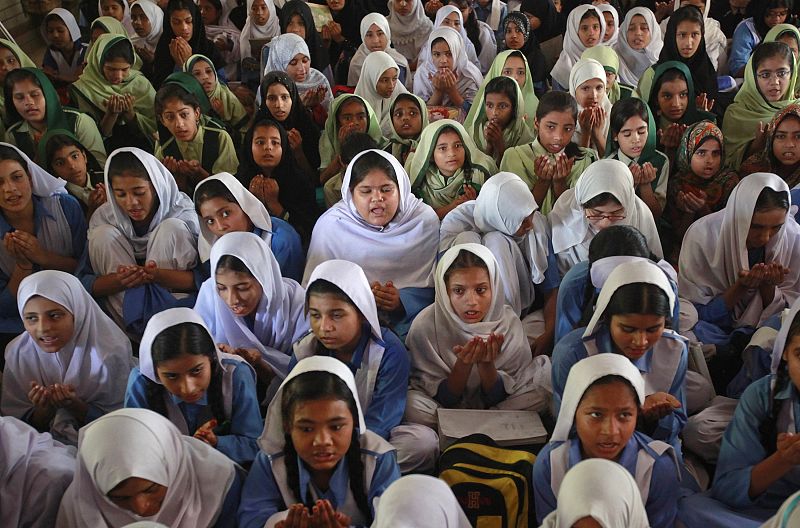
[438,433,536,528]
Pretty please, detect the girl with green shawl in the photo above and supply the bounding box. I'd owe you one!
[480,50,539,130]
[664,120,739,263]
[499,90,598,214]
[183,54,248,134]
[741,102,800,187]
[4,68,107,167]
[90,16,128,41]
[71,34,156,153]
[723,41,798,171]
[319,93,387,205]
[581,45,632,105]
[0,39,36,134]
[463,75,534,165]
[404,119,497,219]
[765,24,800,97]
[605,97,669,219]
[386,92,428,166]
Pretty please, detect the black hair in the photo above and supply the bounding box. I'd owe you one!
[754,0,790,38]
[155,83,201,116]
[215,254,255,277]
[776,29,800,48]
[100,0,126,7]
[336,96,368,128]
[580,8,602,25]
[194,178,239,213]
[306,278,355,309]
[610,98,649,138]
[579,374,642,407]
[603,282,673,328]
[108,151,150,182]
[5,68,40,96]
[444,249,490,286]
[649,68,689,122]
[102,38,135,66]
[752,42,794,87]
[484,76,518,121]
[760,309,800,453]
[348,150,398,192]
[536,90,577,122]
[754,187,790,213]
[582,192,622,209]
[392,92,423,114]
[280,371,371,520]
[0,144,29,172]
[45,13,71,31]
[450,0,482,56]
[341,132,379,166]
[145,322,226,423]
[44,133,102,176]
[167,0,199,17]
[431,36,447,50]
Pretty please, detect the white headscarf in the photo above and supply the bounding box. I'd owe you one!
[539,458,650,528]
[304,149,440,289]
[439,172,551,314]
[771,296,800,375]
[239,0,280,59]
[679,173,800,328]
[130,0,163,52]
[413,26,484,102]
[569,58,612,144]
[91,147,199,258]
[44,8,83,43]
[407,243,551,404]
[596,4,620,47]
[387,0,433,57]
[552,353,645,442]
[193,172,274,262]
[349,13,410,87]
[0,142,67,196]
[550,5,606,88]
[355,51,409,136]
[194,231,307,377]
[549,159,663,262]
[263,33,332,109]
[56,408,236,528]
[373,474,471,528]
[1,271,133,443]
[615,7,663,87]
[95,0,135,36]
[429,5,481,68]
[762,490,800,528]
[0,416,75,528]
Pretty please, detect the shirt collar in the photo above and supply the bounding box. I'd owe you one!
[0,195,54,235]
[298,453,350,506]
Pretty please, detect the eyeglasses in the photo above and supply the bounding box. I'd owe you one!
[756,69,792,80]
[585,210,626,221]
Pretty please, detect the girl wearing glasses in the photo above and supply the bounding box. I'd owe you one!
[728,0,790,77]
[724,42,797,171]
[549,159,662,276]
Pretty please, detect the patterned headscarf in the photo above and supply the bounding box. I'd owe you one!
[677,120,725,175]
[503,12,530,43]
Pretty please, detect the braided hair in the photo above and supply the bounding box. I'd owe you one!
[280,371,372,520]
[145,322,227,423]
[760,310,800,453]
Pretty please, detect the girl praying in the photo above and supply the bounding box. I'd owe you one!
[742,103,800,186]
[41,8,87,88]
[130,0,163,67]
[1,270,133,445]
[126,308,262,465]
[239,0,280,61]
[569,58,611,156]
[199,0,242,83]
[279,0,331,77]
[581,44,632,104]
[550,5,605,90]
[500,12,547,95]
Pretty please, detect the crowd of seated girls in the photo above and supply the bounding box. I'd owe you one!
[7,0,800,526]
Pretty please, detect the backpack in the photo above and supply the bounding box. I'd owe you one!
[438,433,536,528]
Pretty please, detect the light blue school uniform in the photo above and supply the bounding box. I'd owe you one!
[533,431,680,528]
[552,326,688,452]
[124,358,263,465]
[728,18,761,75]
[288,325,410,439]
[392,287,435,341]
[237,442,401,528]
[215,469,246,528]
[0,194,88,334]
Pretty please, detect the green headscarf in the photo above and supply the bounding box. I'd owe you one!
[463,77,534,158]
[164,71,214,115]
[723,47,798,169]
[91,16,127,37]
[479,50,539,125]
[3,68,69,131]
[183,54,248,129]
[404,119,498,208]
[387,92,429,163]
[319,93,386,170]
[0,39,36,122]
[605,98,666,176]
[645,61,715,129]
[581,45,631,105]
[72,34,156,140]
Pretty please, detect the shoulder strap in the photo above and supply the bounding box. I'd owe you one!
[164,394,191,435]
[161,136,183,161]
[11,125,35,160]
[635,440,678,504]
[63,108,79,132]
[548,442,570,495]
[201,127,221,174]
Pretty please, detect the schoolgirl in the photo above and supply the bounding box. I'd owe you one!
[424,5,486,72]
[661,0,727,70]
[305,150,439,337]
[386,92,428,166]
[88,148,200,331]
[293,260,437,473]
[0,38,36,134]
[237,356,401,527]
[71,34,157,153]
[238,0,280,62]
[386,0,433,65]
[405,119,497,218]
[41,8,87,87]
[742,103,800,186]
[1,270,133,445]
[569,58,611,156]
[596,3,620,46]
[582,45,632,104]
[354,51,408,137]
[348,13,410,88]
[4,68,106,166]
[198,0,241,77]
[533,353,680,528]
[89,17,130,47]
[185,54,249,134]
[98,0,135,35]
[550,5,605,90]
[484,50,539,124]
[549,159,663,276]
[616,7,663,87]
[194,172,303,281]
[39,129,106,215]
[278,0,331,76]
[500,90,598,214]
[0,144,88,334]
[130,0,164,61]
[56,408,242,528]
[729,0,790,77]
[126,308,262,464]
[194,232,307,387]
